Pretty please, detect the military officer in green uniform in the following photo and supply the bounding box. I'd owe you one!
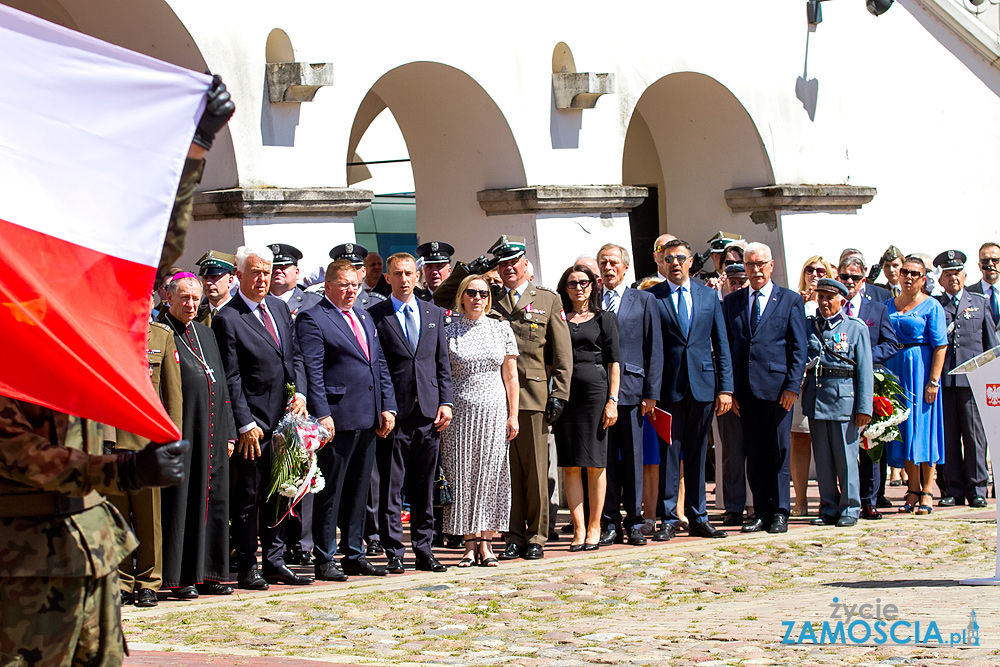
[106,318,184,608]
[435,235,573,559]
[195,250,237,327]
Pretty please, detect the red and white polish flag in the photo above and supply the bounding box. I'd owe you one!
[0,5,211,442]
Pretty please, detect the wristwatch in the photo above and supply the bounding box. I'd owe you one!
[608,395,619,403]
[928,378,940,388]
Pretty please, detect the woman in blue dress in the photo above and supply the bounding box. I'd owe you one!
[884,255,947,515]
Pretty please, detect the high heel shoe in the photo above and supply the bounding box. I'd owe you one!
[582,543,600,551]
[568,543,585,552]
[458,538,480,567]
[899,490,919,513]
[915,493,933,515]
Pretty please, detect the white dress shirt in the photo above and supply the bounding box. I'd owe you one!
[748,280,775,321]
[602,284,626,314]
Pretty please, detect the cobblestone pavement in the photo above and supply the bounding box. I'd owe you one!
[124,500,1000,666]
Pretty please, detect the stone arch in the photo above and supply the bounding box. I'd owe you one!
[623,72,784,281]
[3,0,238,191]
[347,62,528,264]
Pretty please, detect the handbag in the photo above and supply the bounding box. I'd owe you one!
[433,465,454,508]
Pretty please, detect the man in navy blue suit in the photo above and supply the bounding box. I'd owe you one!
[596,243,663,546]
[722,242,808,534]
[650,239,734,540]
[296,259,397,582]
[838,256,898,519]
[212,245,312,589]
[368,253,454,574]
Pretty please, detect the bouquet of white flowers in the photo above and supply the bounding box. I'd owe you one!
[266,384,330,524]
[861,369,911,462]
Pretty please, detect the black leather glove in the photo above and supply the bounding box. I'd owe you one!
[546,397,565,425]
[117,440,190,491]
[193,74,236,150]
[465,254,499,276]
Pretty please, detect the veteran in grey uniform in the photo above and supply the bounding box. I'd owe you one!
[434,235,573,559]
[803,278,873,528]
[935,250,997,508]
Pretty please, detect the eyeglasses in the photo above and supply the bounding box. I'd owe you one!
[745,260,770,269]
[332,281,360,290]
[899,269,925,278]
[804,266,826,276]
[566,280,592,289]
[464,288,490,299]
[662,255,689,264]
[838,273,864,283]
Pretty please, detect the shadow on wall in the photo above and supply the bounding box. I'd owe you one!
[796,27,819,122]
[550,85,582,149]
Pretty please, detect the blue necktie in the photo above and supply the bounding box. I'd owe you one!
[404,304,418,352]
[677,286,690,335]
[990,287,999,326]
[751,291,762,333]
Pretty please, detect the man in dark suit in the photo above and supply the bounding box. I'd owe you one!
[296,259,397,581]
[265,243,322,566]
[369,253,454,573]
[966,242,1000,334]
[722,242,808,534]
[840,249,891,304]
[839,256,899,519]
[596,243,663,546]
[649,239,733,540]
[935,250,997,508]
[212,245,312,589]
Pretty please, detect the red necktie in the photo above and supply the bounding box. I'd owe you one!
[258,303,281,349]
[343,310,370,360]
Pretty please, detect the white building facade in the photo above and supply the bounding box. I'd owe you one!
[7,0,1000,287]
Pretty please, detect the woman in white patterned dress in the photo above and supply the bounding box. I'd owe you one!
[441,275,519,567]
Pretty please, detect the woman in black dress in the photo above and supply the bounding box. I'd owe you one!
[554,264,620,550]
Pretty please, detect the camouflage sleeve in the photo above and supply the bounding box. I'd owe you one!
[156,157,206,287]
[0,397,122,496]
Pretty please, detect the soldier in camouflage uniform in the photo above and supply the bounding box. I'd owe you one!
[0,75,234,666]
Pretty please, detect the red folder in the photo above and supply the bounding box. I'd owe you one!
[647,407,673,443]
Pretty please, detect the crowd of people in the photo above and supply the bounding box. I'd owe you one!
[112,229,1000,607]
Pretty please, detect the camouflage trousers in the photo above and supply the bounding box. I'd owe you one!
[0,570,125,667]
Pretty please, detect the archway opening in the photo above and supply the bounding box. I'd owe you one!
[622,72,781,281]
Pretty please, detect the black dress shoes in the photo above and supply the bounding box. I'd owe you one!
[970,496,988,508]
[938,496,957,507]
[653,523,676,541]
[689,522,728,538]
[366,540,385,556]
[286,549,313,566]
[120,591,134,606]
[768,515,788,533]
[263,564,313,586]
[861,505,883,520]
[444,534,466,550]
[498,543,524,560]
[523,544,544,560]
[598,526,619,546]
[342,558,387,577]
[197,582,234,596]
[876,496,894,509]
[721,512,744,526]
[172,586,199,600]
[811,515,837,526]
[314,561,348,582]
[135,588,158,607]
[627,527,648,545]
[415,555,448,572]
[386,556,405,574]
[741,517,767,533]
[237,567,269,590]
[836,516,858,527]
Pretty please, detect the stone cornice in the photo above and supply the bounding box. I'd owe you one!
[477,185,648,216]
[724,184,877,213]
[193,187,374,221]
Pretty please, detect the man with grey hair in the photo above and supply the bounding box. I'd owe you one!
[596,242,662,545]
[213,245,310,589]
[839,248,891,303]
[722,242,807,534]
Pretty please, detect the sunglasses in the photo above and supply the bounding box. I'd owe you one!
[838,273,864,283]
[981,258,1000,266]
[464,288,490,299]
[804,266,826,276]
[899,268,925,278]
[566,280,592,289]
[662,255,689,264]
